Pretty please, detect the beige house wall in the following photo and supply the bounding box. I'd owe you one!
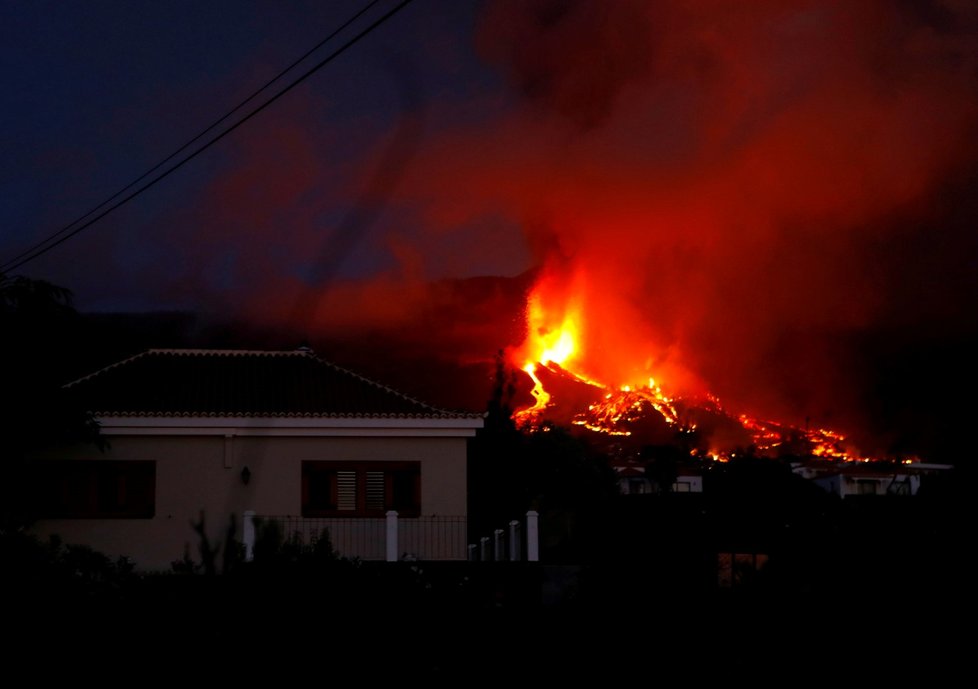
[30,432,470,572]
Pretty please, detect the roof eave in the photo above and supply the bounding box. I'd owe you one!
[95,413,485,438]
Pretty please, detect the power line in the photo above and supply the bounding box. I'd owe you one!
[1,0,414,274]
[2,0,384,272]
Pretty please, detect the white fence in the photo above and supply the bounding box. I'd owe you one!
[243,510,539,563]
[467,511,539,563]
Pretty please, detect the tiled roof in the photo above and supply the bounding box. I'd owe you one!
[64,348,483,419]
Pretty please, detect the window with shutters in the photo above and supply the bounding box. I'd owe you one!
[301,461,421,517]
[31,460,156,519]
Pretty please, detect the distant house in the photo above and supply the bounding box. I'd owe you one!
[611,457,704,494]
[791,459,952,498]
[672,468,704,493]
[27,348,485,571]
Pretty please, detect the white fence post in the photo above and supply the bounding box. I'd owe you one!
[494,529,505,561]
[480,536,490,561]
[243,510,256,562]
[386,510,398,562]
[508,520,521,561]
[526,510,539,562]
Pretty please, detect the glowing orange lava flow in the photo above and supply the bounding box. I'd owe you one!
[512,290,586,425]
[571,379,679,437]
[522,362,550,415]
[510,282,873,461]
[736,414,862,462]
[511,281,682,430]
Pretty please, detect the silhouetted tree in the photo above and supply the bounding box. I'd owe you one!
[640,443,683,493]
[1,272,105,530]
[484,349,519,435]
[467,352,526,534]
[469,355,619,563]
[777,429,815,459]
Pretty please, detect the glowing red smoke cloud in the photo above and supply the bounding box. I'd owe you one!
[131,1,978,457]
[382,0,978,444]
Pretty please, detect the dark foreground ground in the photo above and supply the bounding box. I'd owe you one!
[4,553,969,685]
[4,484,971,684]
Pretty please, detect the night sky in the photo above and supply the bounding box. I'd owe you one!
[3,1,978,461]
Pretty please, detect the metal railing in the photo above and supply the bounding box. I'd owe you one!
[243,510,539,563]
[243,512,468,562]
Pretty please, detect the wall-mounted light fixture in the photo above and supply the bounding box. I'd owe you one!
[241,466,251,485]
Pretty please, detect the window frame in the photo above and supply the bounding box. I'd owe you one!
[32,460,156,519]
[301,461,421,518]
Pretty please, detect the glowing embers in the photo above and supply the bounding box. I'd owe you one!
[735,414,859,462]
[572,380,680,437]
[737,415,785,454]
[806,427,860,462]
[511,355,868,461]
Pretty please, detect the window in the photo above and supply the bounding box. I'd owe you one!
[717,552,769,588]
[889,479,911,496]
[32,460,155,518]
[301,461,420,518]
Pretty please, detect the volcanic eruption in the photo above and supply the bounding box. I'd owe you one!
[507,260,882,463]
[32,1,973,467]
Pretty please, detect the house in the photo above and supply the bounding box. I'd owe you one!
[611,456,704,494]
[27,348,485,571]
[790,458,953,498]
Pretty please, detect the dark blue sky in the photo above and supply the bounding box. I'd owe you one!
[1,0,526,311]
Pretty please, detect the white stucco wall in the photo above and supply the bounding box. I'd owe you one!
[29,432,471,572]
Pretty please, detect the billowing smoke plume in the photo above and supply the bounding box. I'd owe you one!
[367,0,978,454]
[49,1,978,457]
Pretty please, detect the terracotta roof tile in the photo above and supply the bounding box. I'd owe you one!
[64,348,482,419]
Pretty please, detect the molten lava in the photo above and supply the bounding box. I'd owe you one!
[513,286,595,423]
[510,280,874,463]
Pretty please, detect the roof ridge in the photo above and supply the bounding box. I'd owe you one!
[146,348,306,357]
[89,410,484,419]
[143,348,455,412]
[63,348,309,389]
[63,347,486,419]
[309,353,454,415]
[63,349,154,389]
